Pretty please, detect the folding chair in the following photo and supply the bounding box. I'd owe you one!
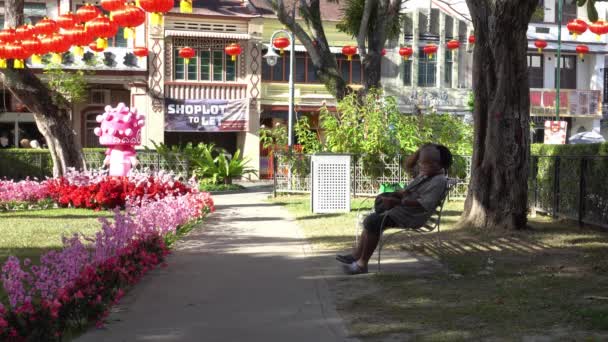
[375,178,457,272]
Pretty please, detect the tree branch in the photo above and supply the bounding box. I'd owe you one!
[357,0,377,56]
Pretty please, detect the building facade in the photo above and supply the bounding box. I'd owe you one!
[2,0,606,175]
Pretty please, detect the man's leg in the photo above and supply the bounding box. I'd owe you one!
[356,213,392,269]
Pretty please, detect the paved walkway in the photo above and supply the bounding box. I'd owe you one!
[77,187,354,342]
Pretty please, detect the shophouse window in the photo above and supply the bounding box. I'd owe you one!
[445,16,454,39]
[527,54,544,88]
[444,50,453,88]
[403,59,412,86]
[418,47,436,87]
[85,112,102,148]
[555,55,577,89]
[262,52,361,84]
[560,0,577,23]
[403,13,413,40]
[174,48,237,82]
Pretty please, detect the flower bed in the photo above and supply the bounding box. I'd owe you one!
[1,170,193,211]
[0,189,214,340]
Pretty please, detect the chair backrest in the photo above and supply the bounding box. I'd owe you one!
[419,178,457,232]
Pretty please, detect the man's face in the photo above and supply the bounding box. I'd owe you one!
[417,146,441,175]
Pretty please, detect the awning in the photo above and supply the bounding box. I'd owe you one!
[165,29,250,40]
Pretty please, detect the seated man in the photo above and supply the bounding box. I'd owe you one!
[337,143,453,274]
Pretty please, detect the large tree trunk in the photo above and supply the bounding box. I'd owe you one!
[460,0,537,230]
[3,0,85,177]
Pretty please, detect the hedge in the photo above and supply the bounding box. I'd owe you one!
[0,148,105,180]
[531,143,608,156]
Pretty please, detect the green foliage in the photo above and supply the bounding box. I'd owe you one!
[0,148,105,180]
[214,149,257,184]
[336,0,403,41]
[294,117,323,154]
[259,124,287,151]
[198,182,245,192]
[467,92,474,112]
[151,141,256,184]
[318,90,473,156]
[530,142,608,156]
[43,64,89,106]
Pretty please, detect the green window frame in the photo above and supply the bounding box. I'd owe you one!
[174,48,238,82]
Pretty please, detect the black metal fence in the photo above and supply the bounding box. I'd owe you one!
[529,155,608,228]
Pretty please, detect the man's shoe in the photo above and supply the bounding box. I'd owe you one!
[342,262,368,275]
[336,254,356,264]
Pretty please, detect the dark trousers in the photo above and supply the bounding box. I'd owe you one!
[363,212,396,235]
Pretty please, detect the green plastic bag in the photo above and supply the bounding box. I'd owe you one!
[379,182,405,194]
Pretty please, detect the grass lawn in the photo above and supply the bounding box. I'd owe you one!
[272,195,608,341]
[0,208,110,264]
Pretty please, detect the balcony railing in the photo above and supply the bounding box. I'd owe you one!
[164,82,247,100]
[530,89,602,117]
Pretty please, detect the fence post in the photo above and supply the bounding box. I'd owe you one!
[552,156,561,219]
[352,155,356,198]
[533,156,539,215]
[578,157,587,227]
[272,152,277,198]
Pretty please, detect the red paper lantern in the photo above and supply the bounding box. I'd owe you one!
[49,33,71,63]
[39,36,54,55]
[87,15,119,50]
[100,0,125,13]
[381,48,386,56]
[576,44,589,59]
[567,19,588,39]
[113,4,146,39]
[76,4,102,23]
[35,18,58,37]
[588,20,606,40]
[468,35,476,45]
[88,41,105,53]
[15,25,34,41]
[139,0,174,26]
[57,13,78,29]
[423,44,438,59]
[225,43,242,62]
[133,47,149,59]
[69,24,94,56]
[273,37,290,54]
[398,46,413,60]
[6,43,29,69]
[22,36,42,64]
[342,45,357,61]
[179,46,196,64]
[0,45,7,68]
[534,39,547,53]
[0,28,17,43]
[446,39,460,50]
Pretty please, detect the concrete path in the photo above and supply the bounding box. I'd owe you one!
[77,187,354,342]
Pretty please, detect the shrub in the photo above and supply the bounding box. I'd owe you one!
[0,148,106,180]
[531,142,608,156]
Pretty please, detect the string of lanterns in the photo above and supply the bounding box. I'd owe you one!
[0,1,244,69]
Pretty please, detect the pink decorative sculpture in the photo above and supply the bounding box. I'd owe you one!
[93,103,146,177]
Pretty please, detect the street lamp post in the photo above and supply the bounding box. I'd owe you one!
[263,30,296,149]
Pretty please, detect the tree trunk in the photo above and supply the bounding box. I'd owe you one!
[460,0,537,230]
[3,0,85,177]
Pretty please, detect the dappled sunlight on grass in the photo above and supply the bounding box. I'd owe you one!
[273,194,608,340]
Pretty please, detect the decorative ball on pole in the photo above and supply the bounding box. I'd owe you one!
[225,43,242,62]
[94,103,146,177]
[534,39,547,53]
[398,46,413,60]
[179,46,196,64]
